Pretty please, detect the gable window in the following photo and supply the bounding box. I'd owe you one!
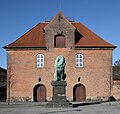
[54,35,65,48]
[36,54,44,68]
[75,54,83,68]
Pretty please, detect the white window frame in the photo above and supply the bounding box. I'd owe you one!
[36,54,44,68]
[75,54,84,68]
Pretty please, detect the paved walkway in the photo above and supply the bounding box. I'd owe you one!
[0,101,120,114]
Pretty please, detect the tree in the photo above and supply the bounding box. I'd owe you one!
[7,57,15,105]
[113,59,120,80]
[114,59,120,66]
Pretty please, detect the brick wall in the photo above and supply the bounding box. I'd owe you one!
[7,48,112,102]
[112,80,120,100]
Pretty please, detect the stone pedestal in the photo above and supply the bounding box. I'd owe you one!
[47,81,70,107]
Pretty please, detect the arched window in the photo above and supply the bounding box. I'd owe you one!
[36,54,44,68]
[75,54,83,68]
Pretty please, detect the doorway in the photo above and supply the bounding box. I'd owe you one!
[33,84,46,102]
[54,35,65,48]
[73,84,86,101]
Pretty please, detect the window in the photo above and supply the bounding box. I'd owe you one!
[36,54,44,68]
[78,77,80,82]
[39,77,41,82]
[75,54,83,68]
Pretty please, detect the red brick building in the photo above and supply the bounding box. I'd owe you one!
[4,12,116,102]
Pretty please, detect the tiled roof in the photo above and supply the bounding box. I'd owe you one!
[72,22,115,48]
[4,23,48,48]
[4,22,116,49]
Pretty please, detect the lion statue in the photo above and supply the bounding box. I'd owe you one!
[54,55,66,81]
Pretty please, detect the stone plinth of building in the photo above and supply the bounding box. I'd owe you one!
[47,81,71,107]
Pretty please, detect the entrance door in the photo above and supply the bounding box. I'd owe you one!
[34,84,46,102]
[73,84,86,101]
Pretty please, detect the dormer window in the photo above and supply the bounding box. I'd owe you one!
[54,35,65,48]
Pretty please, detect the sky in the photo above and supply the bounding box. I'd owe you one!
[0,0,120,69]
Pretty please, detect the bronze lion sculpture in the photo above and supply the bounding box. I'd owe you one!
[54,55,66,81]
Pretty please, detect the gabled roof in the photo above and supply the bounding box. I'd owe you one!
[44,11,75,30]
[4,15,116,49]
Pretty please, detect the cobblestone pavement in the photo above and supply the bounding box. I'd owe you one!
[0,101,120,114]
